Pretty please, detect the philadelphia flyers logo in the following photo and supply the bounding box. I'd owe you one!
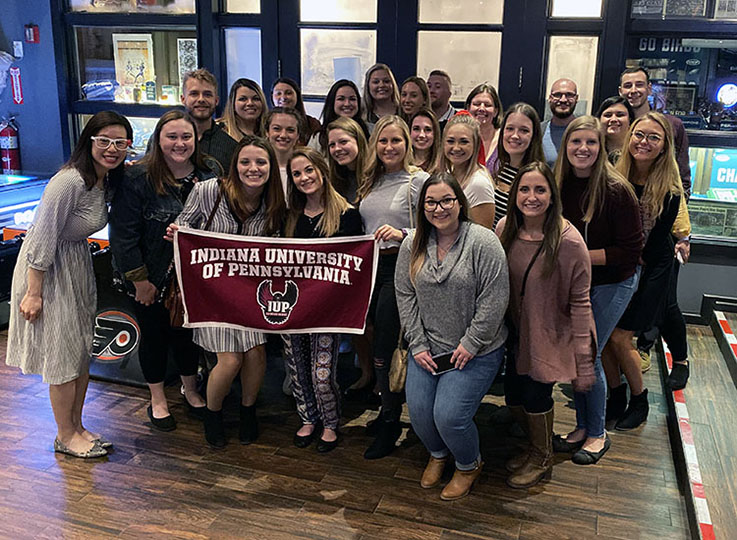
[92,310,140,362]
[256,280,299,325]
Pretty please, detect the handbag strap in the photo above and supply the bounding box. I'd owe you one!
[520,243,544,300]
[407,178,415,229]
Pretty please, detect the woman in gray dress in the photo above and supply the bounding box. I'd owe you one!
[7,111,132,458]
[166,135,286,448]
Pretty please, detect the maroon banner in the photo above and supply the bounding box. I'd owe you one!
[173,228,379,334]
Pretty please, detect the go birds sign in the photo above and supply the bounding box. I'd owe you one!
[173,228,378,334]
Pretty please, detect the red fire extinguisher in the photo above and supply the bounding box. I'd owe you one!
[0,116,21,174]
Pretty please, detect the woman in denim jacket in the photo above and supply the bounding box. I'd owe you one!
[109,110,215,431]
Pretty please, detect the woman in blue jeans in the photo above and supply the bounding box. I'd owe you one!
[555,116,643,464]
[395,172,509,500]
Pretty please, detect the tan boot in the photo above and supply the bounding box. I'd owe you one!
[440,461,484,501]
[420,456,447,488]
[506,405,529,472]
[506,408,553,489]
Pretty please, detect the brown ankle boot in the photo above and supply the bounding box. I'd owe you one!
[507,408,553,489]
[420,456,447,488]
[440,461,484,501]
[506,405,529,472]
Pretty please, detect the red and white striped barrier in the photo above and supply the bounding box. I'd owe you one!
[715,311,737,361]
[662,339,715,540]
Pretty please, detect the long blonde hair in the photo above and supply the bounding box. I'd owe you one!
[554,116,635,223]
[358,115,418,200]
[326,117,368,203]
[285,147,351,238]
[615,112,682,221]
[363,63,400,120]
[439,114,491,190]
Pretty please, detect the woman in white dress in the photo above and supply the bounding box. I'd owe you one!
[7,111,132,458]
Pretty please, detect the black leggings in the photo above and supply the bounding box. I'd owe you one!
[132,301,200,384]
[504,353,554,414]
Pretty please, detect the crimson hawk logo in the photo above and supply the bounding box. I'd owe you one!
[256,280,299,325]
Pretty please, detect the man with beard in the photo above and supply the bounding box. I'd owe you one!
[180,69,237,175]
[541,78,579,167]
[427,70,457,133]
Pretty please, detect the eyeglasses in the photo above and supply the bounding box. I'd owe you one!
[550,92,577,101]
[631,130,663,144]
[91,136,131,151]
[424,197,457,211]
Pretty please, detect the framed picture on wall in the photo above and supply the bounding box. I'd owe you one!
[112,33,155,87]
[177,38,198,90]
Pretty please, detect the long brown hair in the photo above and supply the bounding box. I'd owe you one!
[554,115,635,223]
[615,112,682,221]
[399,76,430,122]
[495,102,545,175]
[409,108,442,173]
[465,83,503,129]
[285,147,352,238]
[219,78,267,139]
[409,172,470,283]
[359,115,417,200]
[223,136,286,236]
[499,162,563,277]
[326,117,368,202]
[66,110,132,190]
[139,110,209,195]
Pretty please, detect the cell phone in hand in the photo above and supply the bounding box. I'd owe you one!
[432,352,456,375]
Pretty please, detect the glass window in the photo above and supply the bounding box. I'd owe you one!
[545,35,599,115]
[631,0,707,18]
[300,29,377,96]
[74,27,197,105]
[626,37,737,131]
[224,28,263,91]
[69,0,194,14]
[226,0,260,13]
[79,114,158,156]
[550,0,602,18]
[715,1,737,19]
[417,31,502,100]
[300,0,377,23]
[418,0,503,24]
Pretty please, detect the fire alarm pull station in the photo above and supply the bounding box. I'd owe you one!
[24,24,40,44]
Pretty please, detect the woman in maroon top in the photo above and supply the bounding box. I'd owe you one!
[554,116,642,464]
[497,161,596,487]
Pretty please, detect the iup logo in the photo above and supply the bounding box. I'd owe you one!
[256,280,299,325]
[92,310,140,361]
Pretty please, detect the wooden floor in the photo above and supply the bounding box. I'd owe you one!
[0,330,691,540]
[679,324,737,540]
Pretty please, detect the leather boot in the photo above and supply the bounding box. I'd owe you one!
[605,383,628,423]
[204,408,226,448]
[364,419,401,460]
[420,456,448,489]
[615,389,649,431]
[507,408,553,489]
[506,405,529,472]
[239,404,259,445]
[440,461,484,501]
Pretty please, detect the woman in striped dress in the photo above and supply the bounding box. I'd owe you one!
[166,136,287,448]
[7,111,132,458]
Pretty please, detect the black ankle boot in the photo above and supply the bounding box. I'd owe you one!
[364,419,401,460]
[204,408,226,448]
[239,404,259,445]
[667,362,689,391]
[615,389,649,431]
[605,383,628,423]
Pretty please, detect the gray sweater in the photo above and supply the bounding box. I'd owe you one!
[395,221,509,358]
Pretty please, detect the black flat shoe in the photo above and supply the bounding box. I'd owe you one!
[572,435,611,465]
[293,425,318,448]
[552,434,584,453]
[317,436,339,453]
[147,405,176,432]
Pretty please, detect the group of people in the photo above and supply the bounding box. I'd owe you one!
[6,62,692,502]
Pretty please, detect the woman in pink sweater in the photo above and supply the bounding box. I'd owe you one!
[496,161,596,488]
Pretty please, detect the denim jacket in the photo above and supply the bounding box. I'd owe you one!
[109,164,215,292]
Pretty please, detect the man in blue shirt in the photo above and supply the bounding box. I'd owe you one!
[541,78,579,168]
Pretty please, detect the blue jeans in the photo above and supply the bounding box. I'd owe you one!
[573,267,640,437]
[406,346,504,470]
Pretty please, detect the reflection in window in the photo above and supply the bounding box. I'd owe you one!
[226,0,260,13]
[75,27,197,105]
[687,146,737,239]
[417,0,503,24]
[224,28,263,91]
[545,35,599,115]
[300,29,376,96]
[715,1,737,19]
[417,31,502,100]
[631,0,707,18]
[550,0,602,18]
[300,0,376,23]
[69,0,195,13]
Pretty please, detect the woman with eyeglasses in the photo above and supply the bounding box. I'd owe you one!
[270,77,321,144]
[363,63,400,133]
[395,172,508,500]
[595,96,635,164]
[465,83,503,175]
[553,116,642,465]
[493,103,545,228]
[109,110,216,432]
[219,78,267,140]
[437,114,496,229]
[606,112,682,431]
[7,111,132,458]
[358,115,429,459]
[409,108,441,173]
[497,161,596,487]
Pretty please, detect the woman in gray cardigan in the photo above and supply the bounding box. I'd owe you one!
[395,172,509,501]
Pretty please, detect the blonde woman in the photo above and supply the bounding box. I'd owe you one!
[438,114,496,228]
[326,117,369,204]
[219,78,267,140]
[363,63,400,132]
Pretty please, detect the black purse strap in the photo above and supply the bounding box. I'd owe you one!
[520,243,544,300]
